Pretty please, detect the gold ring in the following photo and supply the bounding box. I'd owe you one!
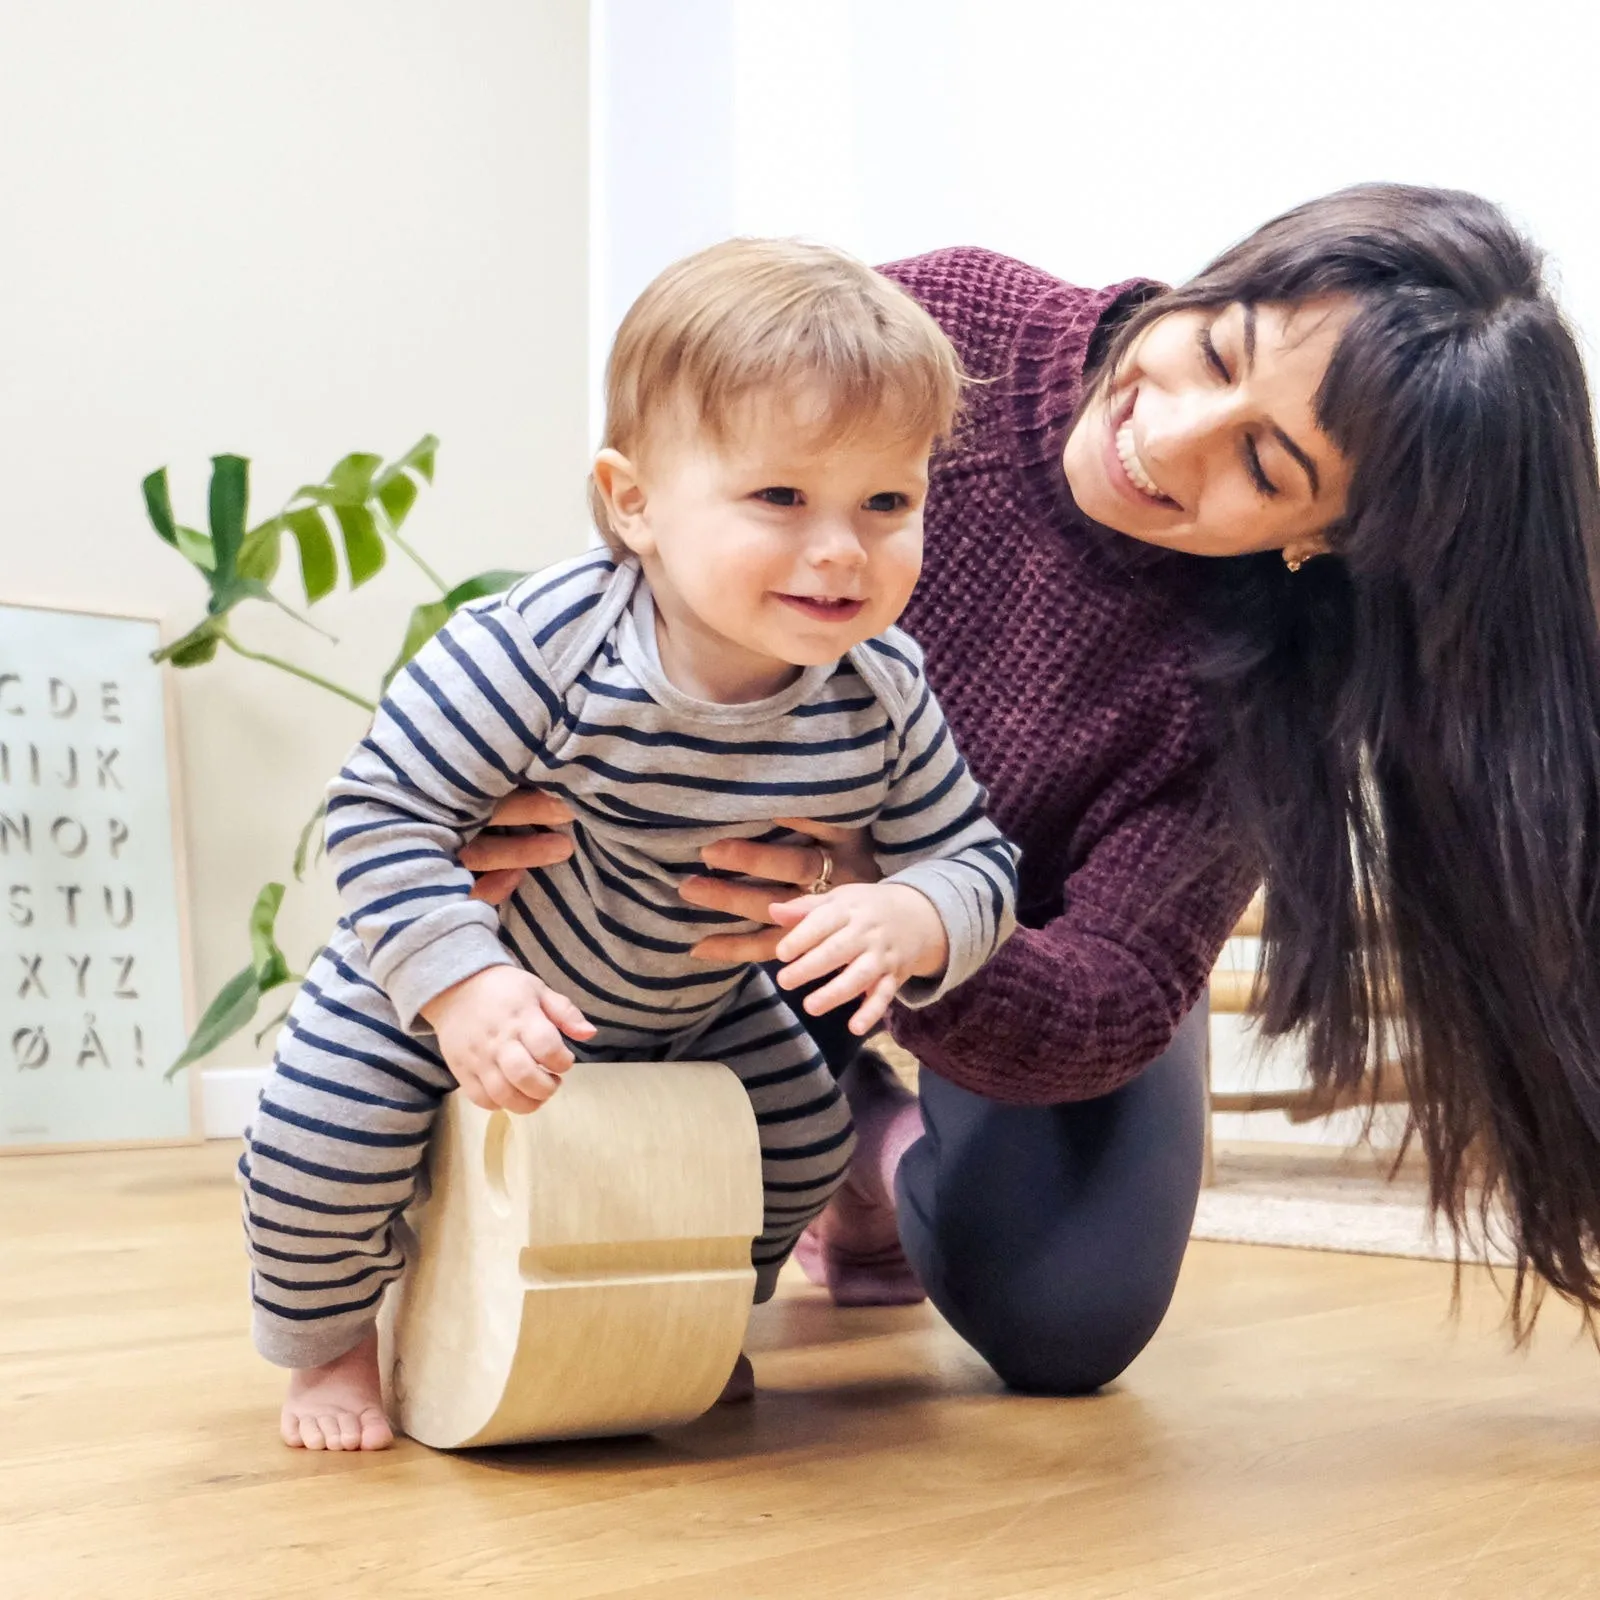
[807,846,835,897]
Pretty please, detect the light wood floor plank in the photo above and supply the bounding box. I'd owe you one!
[3,1141,1599,1599]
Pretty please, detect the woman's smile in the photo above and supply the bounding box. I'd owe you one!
[1107,391,1181,509]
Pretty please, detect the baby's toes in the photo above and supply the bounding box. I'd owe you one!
[300,1411,336,1451]
[358,1408,395,1451]
[326,1409,364,1451]
[280,1407,308,1449]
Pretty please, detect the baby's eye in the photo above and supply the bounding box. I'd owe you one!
[864,491,910,513]
[754,486,802,507]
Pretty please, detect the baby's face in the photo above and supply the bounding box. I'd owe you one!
[622,390,930,680]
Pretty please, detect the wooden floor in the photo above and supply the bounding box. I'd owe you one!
[5,1144,1600,1600]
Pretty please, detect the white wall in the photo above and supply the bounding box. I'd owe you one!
[759,1,1595,340]
[596,0,1598,348]
[592,0,1600,1141]
[1,1,591,1101]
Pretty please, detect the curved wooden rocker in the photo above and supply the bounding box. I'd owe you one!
[379,1060,765,1449]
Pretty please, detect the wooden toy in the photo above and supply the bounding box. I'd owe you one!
[379,1060,764,1448]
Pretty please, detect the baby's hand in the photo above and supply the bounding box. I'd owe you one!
[420,967,596,1114]
[771,883,949,1037]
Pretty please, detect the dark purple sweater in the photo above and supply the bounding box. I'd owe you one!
[881,247,1256,1105]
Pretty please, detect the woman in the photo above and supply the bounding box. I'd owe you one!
[466,183,1600,1391]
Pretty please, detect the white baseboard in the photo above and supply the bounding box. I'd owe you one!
[202,1065,270,1140]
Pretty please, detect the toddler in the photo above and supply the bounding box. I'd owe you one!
[241,238,1020,1450]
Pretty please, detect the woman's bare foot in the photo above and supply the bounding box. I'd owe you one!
[795,1051,927,1307]
[281,1331,394,1451]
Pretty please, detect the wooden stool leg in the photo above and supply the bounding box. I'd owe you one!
[379,1060,765,1449]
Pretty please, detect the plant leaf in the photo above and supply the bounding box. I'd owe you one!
[383,599,453,689]
[253,1003,295,1049]
[142,468,178,546]
[165,964,261,1076]
[292,799,328,880]
[446,569,525,606]
[165,634,221,668]
[154,616,225,667]
[175,524,217,572]
[236,517,282,585]
[333,504,385,587]
[165,882,303,1074]
[376,472,418,530]
[373,434,439,530]
[208,454,249,581]
[206,575,284,619]
[284,508,338,603]
[248,882,292,988]
[380,570,525,690]
[326,452,383,505]
[387,433,439,486]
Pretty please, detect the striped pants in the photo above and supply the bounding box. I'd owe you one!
[239,940,855,1368]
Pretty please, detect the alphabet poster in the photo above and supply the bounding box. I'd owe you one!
[0,601,195,1149]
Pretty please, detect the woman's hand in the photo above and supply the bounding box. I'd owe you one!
[681,818,880,964]
[462,791,577,905]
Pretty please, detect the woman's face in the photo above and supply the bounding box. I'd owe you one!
[1063,296,1356,559]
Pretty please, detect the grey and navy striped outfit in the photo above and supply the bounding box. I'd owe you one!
[241,552,1019,1367]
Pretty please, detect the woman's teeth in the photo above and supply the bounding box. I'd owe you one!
[1115,420,1167,502]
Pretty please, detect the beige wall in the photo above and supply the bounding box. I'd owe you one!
[0,1,591,1066]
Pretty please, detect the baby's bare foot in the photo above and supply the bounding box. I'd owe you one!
[281,1331,394,1451]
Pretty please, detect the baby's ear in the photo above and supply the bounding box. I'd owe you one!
[591,450,652,555]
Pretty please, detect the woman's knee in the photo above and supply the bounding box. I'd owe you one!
[897,1163,1183,1393]
[899,1005,1209,1393]
[936,1260,1178,1395]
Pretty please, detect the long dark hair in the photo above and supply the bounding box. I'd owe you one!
[1103,184,1600,1331]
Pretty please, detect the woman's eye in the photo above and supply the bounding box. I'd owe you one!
[1196,324,1231,382]
[863,491,909,513]
[754,486,801,507]
[1244,437,1280,499]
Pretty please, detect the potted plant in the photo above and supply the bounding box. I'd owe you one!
[142,438,524,1074]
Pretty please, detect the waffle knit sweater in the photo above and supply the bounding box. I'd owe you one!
[880,247,1258,1105]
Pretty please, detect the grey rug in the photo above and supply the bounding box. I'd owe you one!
[1192,1149,1513,1267]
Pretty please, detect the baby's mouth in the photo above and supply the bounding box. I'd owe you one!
[775,594,865,622]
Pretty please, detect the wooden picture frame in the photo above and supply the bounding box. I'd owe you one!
[0,596,200,1153]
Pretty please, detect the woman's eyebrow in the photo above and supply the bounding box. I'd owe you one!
[1274,428,1322,499]
[1240,302,1322,499]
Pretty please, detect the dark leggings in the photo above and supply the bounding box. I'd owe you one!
[805,998,1210,1395]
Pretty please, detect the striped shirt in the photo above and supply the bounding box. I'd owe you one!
[324,552,1019,1039]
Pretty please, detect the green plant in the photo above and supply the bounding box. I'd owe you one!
[143,438,525,1074]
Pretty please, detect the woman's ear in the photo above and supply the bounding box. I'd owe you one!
[1282,533,1334,571]
[591,449,653,555]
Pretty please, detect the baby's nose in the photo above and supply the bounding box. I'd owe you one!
[809,522,868,565]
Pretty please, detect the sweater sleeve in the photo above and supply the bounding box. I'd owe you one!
[323,591,559,1030]
[855,636,1020,1007]
[887,747,1256,1106]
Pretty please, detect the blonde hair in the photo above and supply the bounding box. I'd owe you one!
[590,237,965,545]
